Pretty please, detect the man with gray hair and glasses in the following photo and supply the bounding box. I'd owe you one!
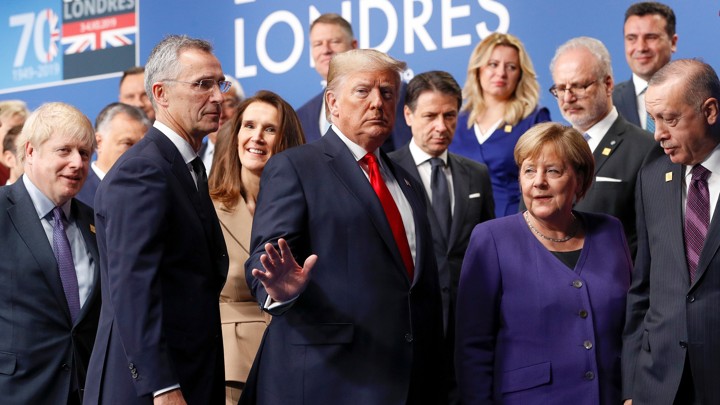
[84,35,229,405]
[549,36,659,258]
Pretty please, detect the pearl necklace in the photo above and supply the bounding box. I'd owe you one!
[523,211,577,243]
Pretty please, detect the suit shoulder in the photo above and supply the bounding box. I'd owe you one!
[387,145,410,161]
[297,91,324,114]
[450,153,488,171]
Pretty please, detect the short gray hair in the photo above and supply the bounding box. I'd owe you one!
[550,36,613,81]
[95,102,150,135]
[144,35,214,108]
[649,59,720,111]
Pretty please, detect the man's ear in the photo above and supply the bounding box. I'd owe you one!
[702,97,719,126]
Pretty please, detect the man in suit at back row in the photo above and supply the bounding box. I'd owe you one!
[613,2,677,131]
[389,70,494,403]
[549,36,659,258]
[623,59,720,405]
[0,102,101,404]
[242,49,444,404]
[296,13,412,152]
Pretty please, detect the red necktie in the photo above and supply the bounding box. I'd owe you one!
[361,153,414,280]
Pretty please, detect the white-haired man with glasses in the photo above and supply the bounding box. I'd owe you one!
[84,35,229,405]
[549,36,659,259]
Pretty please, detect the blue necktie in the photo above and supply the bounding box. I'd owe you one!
[52,207,81,322]
[646,111,655,133]
[430,158,452,240]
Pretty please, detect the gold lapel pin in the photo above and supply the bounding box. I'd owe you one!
[90,224,96,234]
[665,172,673,182]
[504,125,512,133]
[404,178,411,187]
[602,148,611,156]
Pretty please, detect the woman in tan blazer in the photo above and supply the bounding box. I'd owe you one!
[209,90,305,404]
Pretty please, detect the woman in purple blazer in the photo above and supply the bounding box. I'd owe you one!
[456,123,631,405]
[450,33,550,217]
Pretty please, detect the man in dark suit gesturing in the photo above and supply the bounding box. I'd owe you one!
[0,102,100,404]
[243,49,444,404]
[388,70,494,403]
[550,36,658,257]
[623,60,720,405]
[83,35,229,405]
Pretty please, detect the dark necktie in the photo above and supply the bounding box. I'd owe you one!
[685,164,711,283]
[52,207,81,322]
[430,157,452,240]
[361,153,414,280]
[191,157,209,195]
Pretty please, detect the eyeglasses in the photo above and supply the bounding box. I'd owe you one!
[163,79,231,94]
[549,80,597,99]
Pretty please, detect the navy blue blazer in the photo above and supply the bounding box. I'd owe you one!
[296,83,413,153]
[389,145,494,333]
[574,115,659,258]
[613,78,642,128]
[76,168,101,208]
[242,129,444,404]
[83,127,228,404]
[0,178,101,404]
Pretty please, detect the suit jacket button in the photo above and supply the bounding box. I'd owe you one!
[128,363,135,370]
[584,371,595,380]
[404,333,413,343]
[583,340,593,350]
[579,310,588,318]
[687,295,695,303]
[572,280,583,288]
[61,363,70,371]
[679,341,688,348]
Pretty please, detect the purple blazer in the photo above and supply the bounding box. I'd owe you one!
[456,211,631,405]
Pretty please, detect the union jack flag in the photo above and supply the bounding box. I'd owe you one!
[61,12,136,55]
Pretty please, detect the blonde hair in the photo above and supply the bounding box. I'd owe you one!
[514,122,594,201]
[17,102,95,164]
[462,33,540,128]
[326,49,406,95]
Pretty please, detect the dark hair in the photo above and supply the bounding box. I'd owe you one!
[2,125,23,154]
[95,102,150,132]
[209,90,306,209]
[649,59,720,111]
[119,66,145,87]
[625,2,676,37]
[405,71,462,111]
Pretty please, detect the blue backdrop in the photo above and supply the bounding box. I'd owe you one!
[1,0,717,125]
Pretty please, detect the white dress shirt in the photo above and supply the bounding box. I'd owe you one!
[683,144,720,221]
[408,138,455,214]
[584,107,619,153]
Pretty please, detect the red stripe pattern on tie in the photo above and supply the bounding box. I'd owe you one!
[685,164,711,283]
[361,153,414,280]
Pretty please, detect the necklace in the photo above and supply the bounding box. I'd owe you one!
[524,211,577,243]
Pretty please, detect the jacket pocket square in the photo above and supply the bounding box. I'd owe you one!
[468,193,481,199]
[595,176,622,183]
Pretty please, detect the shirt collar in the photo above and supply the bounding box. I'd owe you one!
[91,161,106,180]
[408,138,448,167]
[686,143,720,180]
[332,125,379,162]
[632,73,650,96]
[153,121,199,164]
[585,107,619,144]
[22,174,72,220]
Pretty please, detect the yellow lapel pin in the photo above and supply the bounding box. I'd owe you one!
[665,172,673,182]
[90,224,96,234]
[504,125,512,133]
[602,148,611,156]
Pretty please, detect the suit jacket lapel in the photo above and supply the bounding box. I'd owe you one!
[447,154,468,249]
[7,180,72,321]
[323,131,409,279]
[593,117,626,174]
[661,163,691,286]
[72,199,100,325]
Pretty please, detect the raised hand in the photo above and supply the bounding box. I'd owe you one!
[251,238,317,302]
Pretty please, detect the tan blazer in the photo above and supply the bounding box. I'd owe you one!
[214,198,270,384]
